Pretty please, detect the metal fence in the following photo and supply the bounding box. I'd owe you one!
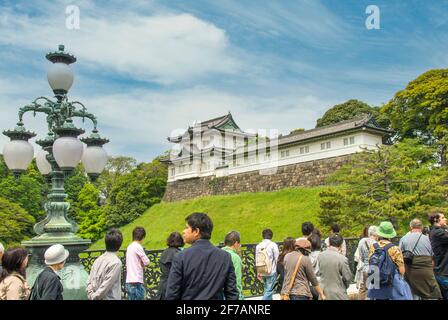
[79,237,397,299]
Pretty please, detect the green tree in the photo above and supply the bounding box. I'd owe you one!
[289,128,305,134]
[97,156,137,201]
[318,139,448,236]
[381,69,448,165]
[316,99,389,128]
[74,183,106,242]
[65,164,88,222]
[0,155,48,222]
[0,196,35,246]
[0,175,46,222]
[105,159,167,228]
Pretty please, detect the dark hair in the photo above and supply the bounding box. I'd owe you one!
[311,228,322,239]
[422,226,430,236]
[309,233,322,251]
[262,228,273,240]
[185,212,213,240]
[0,247,28,282]
[361,226,369,238]
[331,223,341,234]
[132,226,146,241]
[301,222,314,236]
[105,229,123,252]
[278,237,296,264]
[329,233,343,248]
[429,212,443,225]
[167,232,184,248]
[224,231,241,246]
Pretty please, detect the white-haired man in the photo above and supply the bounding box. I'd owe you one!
[400,218,441,300]
[354,226,378,300]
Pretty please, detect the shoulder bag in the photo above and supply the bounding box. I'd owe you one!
[280,254,303,300]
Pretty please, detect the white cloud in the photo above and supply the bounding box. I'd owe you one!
[79,86,333,161]
[0,7,240,84]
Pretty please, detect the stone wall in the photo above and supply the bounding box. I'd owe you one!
[162,155,351,202]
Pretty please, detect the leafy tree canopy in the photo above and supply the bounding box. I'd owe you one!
[381,69,448,164]
[74,183,106,242]
[0,158,47,221]
[318,139,447,236]
[316,99,389,128]
[97,156,137,199]
[0,196,35,246]
[289,128,305,134]
[105,159,167,228]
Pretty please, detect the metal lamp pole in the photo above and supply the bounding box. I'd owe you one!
[2,45,109,299]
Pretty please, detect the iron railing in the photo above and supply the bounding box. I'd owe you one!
[79,237,398,299]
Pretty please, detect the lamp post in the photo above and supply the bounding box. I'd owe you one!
[2,45,109,299]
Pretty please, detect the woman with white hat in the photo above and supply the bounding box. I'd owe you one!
[29,244,69,300]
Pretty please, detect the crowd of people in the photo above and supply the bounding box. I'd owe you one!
[0,211,447,300]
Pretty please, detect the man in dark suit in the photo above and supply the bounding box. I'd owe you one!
[165,212,239,300]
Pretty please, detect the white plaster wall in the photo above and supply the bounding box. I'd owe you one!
[168,131,384,182]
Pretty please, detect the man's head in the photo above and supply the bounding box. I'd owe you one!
[329,233,344,248]
[0,242,4,261]
[331,223,341,234]
[183,212,213,244]
[44,244,69,271]
[262,228,273,240]
[301,222,314,237]
[368,225,378,239]
[410,218,423,231]
[132,227,146,243]
[105,229,123,252]
[224,231,241,250]
[429,212,447,227]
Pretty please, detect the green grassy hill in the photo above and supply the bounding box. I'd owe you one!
[91,186,326,250]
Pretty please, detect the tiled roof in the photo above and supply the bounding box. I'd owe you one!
[168,112,251,142]
[278,114,391,146]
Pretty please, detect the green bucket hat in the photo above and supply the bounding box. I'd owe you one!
[376,221,397,239]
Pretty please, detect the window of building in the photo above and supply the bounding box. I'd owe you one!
[233,136,237,148]
[281,150,290,158]
[344,136,355,146]
[321,141,331,150]
[170,168,175,176]
[188,164,192,171]
[300,146,309,154]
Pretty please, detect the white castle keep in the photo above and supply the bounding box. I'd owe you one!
[162,112,391,182]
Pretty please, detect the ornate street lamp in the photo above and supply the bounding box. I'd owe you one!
[2,45,109,299]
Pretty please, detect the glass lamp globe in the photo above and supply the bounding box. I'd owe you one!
[3,140,34,172]
[47,62,74,92]
[82,146,108,175]
[52,136,83,170]
[36,149,52,175]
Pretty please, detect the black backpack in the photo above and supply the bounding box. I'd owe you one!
[368,243,396,287]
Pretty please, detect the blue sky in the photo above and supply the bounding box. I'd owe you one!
[0,0,446,162]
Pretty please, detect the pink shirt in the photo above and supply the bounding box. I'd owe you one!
[125,242,150,284]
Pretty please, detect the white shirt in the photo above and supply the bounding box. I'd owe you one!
[255,239,279,276]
